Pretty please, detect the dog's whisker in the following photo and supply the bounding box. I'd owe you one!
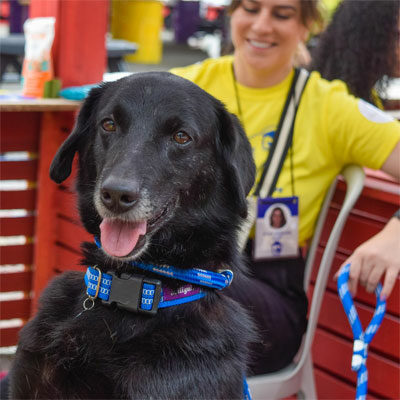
[102,318,117,345]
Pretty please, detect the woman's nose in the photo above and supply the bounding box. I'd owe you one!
[251,9,273,34]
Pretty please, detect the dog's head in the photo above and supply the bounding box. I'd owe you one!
[50,72,255,266]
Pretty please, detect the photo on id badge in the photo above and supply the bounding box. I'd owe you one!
[254,197,299,260]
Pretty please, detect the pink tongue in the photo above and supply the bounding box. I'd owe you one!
[100,219,147,257]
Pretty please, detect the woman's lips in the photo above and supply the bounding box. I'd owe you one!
[247,39,276,49]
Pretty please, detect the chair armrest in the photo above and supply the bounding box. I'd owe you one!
[300,164,365,361]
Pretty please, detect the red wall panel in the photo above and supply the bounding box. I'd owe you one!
[0,298,31,320]
[313,329,400,399]
[0,270,33,293]
[0,216,35,236]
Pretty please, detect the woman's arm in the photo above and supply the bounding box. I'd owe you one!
[336,140,400,299]
[381,140,400,181]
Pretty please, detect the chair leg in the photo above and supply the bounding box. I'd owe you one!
[297,355,317,399]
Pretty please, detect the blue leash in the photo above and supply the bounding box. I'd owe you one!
[337,263,386,400]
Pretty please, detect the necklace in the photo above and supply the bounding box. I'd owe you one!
[232,60,299,197]
[231,62,244,125]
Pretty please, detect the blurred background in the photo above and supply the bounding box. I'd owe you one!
[0,0,341,88]
[0,0,239,88]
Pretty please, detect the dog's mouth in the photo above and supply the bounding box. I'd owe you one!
[99,202,173,259]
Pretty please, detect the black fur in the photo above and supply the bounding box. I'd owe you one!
[9,72,256,399]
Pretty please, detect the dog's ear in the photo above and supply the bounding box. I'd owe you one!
[216,106,256,219]
[49,86,103,183]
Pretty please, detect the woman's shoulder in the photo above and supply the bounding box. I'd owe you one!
[302,70,364,119]
[301,69,399,170]
[306,70,350,98]
[305,70,396,122]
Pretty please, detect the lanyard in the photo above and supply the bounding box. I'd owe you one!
[231,63,307,198]
[337,263,386,400]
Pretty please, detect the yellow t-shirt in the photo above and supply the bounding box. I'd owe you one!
[170,55,400,245]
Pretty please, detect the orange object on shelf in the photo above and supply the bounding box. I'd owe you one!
[21,17,55,98]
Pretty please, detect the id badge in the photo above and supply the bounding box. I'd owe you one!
[254,196,299,260]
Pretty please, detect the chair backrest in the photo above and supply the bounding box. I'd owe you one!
[296,164,365,367]
[248,165,365,400]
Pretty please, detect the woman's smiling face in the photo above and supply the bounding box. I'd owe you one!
[231,0,309,76]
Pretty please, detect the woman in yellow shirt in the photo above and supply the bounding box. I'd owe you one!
[172,0,400,375]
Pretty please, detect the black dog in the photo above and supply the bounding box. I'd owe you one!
[8,72,256,399]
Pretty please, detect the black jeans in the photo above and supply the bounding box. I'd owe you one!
[226,243,308,376]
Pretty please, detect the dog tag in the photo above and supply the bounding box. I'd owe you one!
[253,196,299,260]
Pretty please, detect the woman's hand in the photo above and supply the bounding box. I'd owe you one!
[335,216,400,299]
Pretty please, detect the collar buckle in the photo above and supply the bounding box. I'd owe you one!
[102,271,162,315]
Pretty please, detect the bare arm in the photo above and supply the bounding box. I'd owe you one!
[336,140,400,299]
[381,140,400,181]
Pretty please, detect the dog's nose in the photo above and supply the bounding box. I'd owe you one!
[100,180,139,213]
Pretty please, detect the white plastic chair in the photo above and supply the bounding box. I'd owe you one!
[248,164,365,400]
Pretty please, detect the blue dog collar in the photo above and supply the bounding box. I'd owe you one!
[337,263,386,400]
[84,266,205,315]
[94,236,234,290]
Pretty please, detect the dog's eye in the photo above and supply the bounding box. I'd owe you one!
[101,118,116,132]
[173,131,192,145]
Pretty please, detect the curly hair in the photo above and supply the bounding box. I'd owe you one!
[310,0,399,104]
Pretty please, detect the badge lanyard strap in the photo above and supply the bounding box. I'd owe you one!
[337,263,386,400]
[231,62,298,198]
